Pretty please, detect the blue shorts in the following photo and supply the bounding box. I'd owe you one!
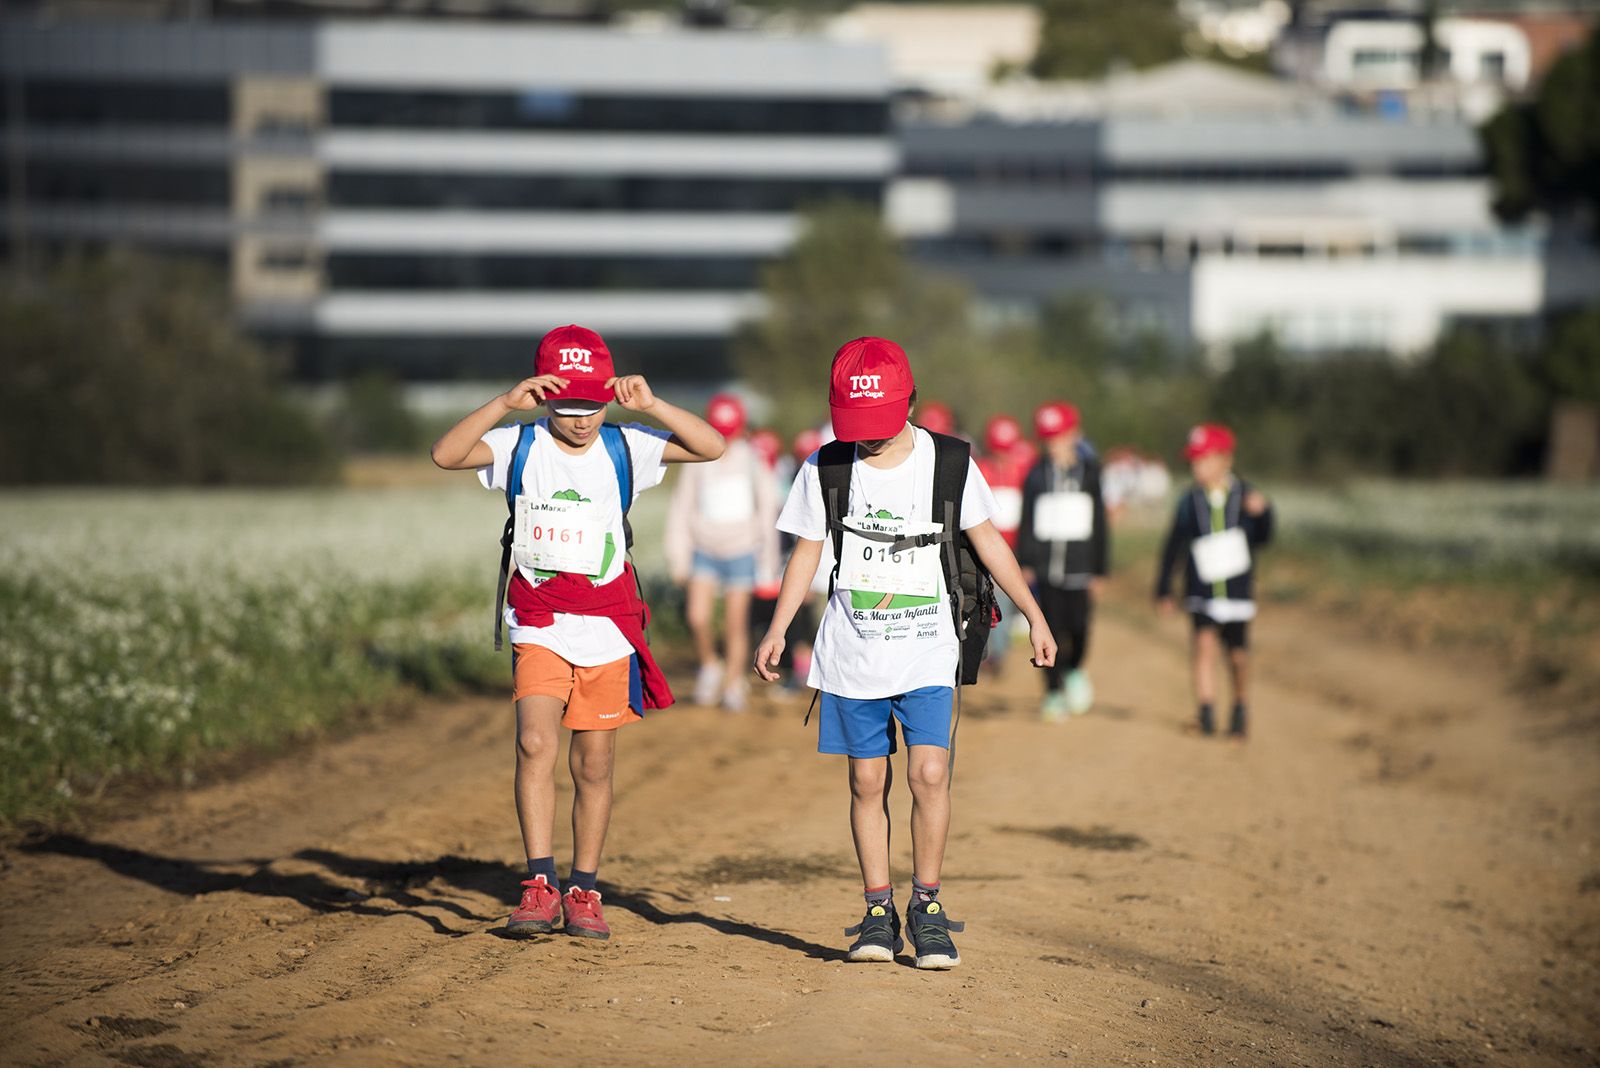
[819,686,954,758]
[690,549,757,590]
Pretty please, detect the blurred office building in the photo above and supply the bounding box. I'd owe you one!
[0,12,893,379]
[866,3,1600,360]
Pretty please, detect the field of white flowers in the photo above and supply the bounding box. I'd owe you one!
[1268,480,1600,579]
[0,485,524,823]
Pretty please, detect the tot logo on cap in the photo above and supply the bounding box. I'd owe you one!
[828,337,914,442]
[1034,401,1080,440]
[535,325,616,409]
[1184,423,1236,460]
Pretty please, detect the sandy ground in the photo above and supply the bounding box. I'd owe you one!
[2,587,1597,1067]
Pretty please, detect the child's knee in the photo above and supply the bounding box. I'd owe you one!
[848,759,889,797]
[570,745,615,788]
[908,755,948,793]
[515,727,557,764]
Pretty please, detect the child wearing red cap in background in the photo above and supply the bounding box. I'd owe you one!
[753,337,1057,970]
[665,393,781,712]
[977,415,1037,673]
[1153,423,1274,739]
[1016,402,1109,721]
[431,325,725,939]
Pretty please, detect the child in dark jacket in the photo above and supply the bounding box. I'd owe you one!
[1153,423,1274,739]
[1017,402,1109,721]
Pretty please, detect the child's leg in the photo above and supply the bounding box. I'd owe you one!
[722,586,752,696]
[905,744,950,887]
[1063,588,1091,671]
[685,575,720,668]
[568,728,618,874]
[1228,646,1249,706]
[1191,623,1220,707]
[513,695,566,860]
[1039,585,1070,692]
[847,756,893,890]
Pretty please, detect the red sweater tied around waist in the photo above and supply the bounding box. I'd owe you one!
[507,563,674,711]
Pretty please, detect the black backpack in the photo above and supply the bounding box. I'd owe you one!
[816,429,998,686]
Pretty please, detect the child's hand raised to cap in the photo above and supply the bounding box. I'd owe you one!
[502,375,570,411]
[1244,490,1269,517]
[607,375,657,413]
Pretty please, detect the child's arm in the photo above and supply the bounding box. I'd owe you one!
[430,375,567,470]
[1244,487,1274,547]
[966,520,1058,669]
[1153,502,1187,611]
[752,538,825,682]
[608,375,724,464]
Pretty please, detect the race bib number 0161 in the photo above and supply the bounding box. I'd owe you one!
[513,497,606,575]
[836,516,943,598]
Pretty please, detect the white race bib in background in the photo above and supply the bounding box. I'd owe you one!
[700,476,756,524]
[1191,527,1251,583]
[1033,491,1094,541]
[514,497,606,575]
[992,486,1023,532]
[836,516,943,598]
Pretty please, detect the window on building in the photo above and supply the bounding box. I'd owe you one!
[1480,51,1507,82]
[325,171,881,213]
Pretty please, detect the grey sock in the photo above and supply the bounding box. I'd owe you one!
[864,884,893,908]
[912,877,940,904]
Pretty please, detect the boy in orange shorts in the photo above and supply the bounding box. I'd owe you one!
[431,325,724,939]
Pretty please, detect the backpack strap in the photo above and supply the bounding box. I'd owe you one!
[495,421,539,652]
[600,422,635,552]
[928,431,970,638]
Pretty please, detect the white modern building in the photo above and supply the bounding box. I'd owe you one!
[892,59,1582,359]
[1,17,895,379]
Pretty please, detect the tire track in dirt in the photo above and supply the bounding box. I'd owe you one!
[2,587,1596,1066]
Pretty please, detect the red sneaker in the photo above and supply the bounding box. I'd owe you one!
[506,875,560,936]
[561,887,612,940]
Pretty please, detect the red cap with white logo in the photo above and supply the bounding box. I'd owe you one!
[1034,401,1080,440]
[705,392,747,438]
[828,336,914,442]
[1184,423,1236,460]
[535,324,616,409]
[984,414,1023,454]
[793,427,824,462]
[749,428,781,469]
[918,400,956,436]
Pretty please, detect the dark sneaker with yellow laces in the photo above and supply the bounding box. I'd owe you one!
[506,874,560,936]
[844,901,902,963]
[561,887,612,940]
[907,898,965,970]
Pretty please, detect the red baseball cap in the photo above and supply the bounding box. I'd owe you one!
[706,392,747,438]
[1034,401,1080,440]
[749,428,781,469]
[535,324,615,411]
[828,337,914,442]
[984,414,1023,454]
[1184,423,1236,460]
[918,400,956,436]
[793,427,824,462]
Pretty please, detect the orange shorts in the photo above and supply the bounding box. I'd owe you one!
[511,644,642,731]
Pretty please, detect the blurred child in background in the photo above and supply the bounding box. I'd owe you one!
[977,414,1035,673]
[1017,402,1108,721]
[917,400,957,439]
[1153,423,1274,739]
[666,393,780,712]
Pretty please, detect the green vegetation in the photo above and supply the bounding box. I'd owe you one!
[1482,21,1600,236]
[742,203,1577,479]
[0,486,508,826]
[1031,0,1186,79]
[0,251,338,485]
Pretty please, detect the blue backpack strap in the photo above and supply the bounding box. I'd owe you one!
[599,423,632,510]
[495,420,539,651]
[506,420,539,511]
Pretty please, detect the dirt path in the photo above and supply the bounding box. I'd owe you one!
[3,585,1597,1067]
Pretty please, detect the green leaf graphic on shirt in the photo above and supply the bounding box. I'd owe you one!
[848,507,940,610]
[532,488,607,584]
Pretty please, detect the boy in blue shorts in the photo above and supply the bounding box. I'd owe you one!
[753,337,1057,969]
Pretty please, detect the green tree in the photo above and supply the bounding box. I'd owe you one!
[336,373,422,454]
[1541,304,1600,404]
[0,250,337,485]
[1031,0,1187,80]
[1482,23,1600,234]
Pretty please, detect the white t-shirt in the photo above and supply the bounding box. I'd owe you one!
[777,428,998,699]
[479,419,670,665]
